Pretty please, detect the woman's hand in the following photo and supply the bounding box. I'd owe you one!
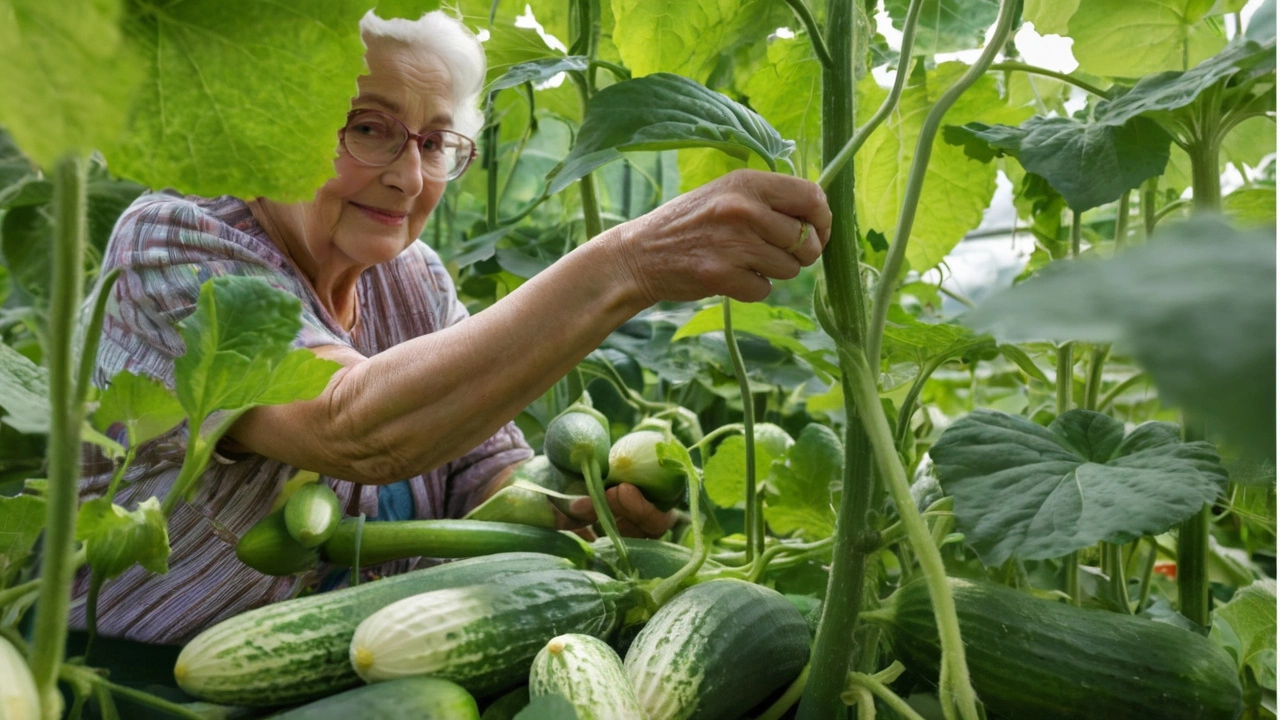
[555,483,677,540]
[604,169,832,306]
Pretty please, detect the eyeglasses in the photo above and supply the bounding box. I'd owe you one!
[339,109,477,181]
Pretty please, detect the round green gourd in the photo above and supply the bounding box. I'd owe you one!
[267,676,478,719]
[235,508,319,576]
[284,482,342,548]
[529,634,646,720]
[544,411,610,477]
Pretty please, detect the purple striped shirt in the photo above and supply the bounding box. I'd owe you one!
[70,191,532,645]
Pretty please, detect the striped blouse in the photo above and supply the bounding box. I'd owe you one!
[69,191,532,645]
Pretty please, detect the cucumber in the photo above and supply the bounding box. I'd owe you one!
[463,484,557,529]
[284,483,342,548]
[544,411,610,477]
[268,676,478,719]
[236,508,320,576]
[320,519,592,568]
[509,455,589,516]
[175,553,575,707]
[0,634,39,720]
[529,634,646,720]
[624,579,810,720]
[607,430,686,510]
[588,537,723,580]
[350,568,643,697]
[865,577,1244,720]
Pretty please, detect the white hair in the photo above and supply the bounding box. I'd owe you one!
[359,10,487,138]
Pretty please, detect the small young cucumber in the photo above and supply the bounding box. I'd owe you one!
[320,518,592,568]
[463,484,557,529]
[284,483,342,548]
[268,676,479,719]
[607,429,686,510]
[236,508,319,576]
[544,411,610,477]
[529,634,646,720]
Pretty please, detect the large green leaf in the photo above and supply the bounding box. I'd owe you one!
[0,129,39,208]
[966,218,1276,459]
[1212,579,1277,696]
[1067,0,1227,78]
[173,277,340,423]
[1247,0,1276,43]
[1225,187,1277,227]
[372,0,442,20]
[1024,0,1079,35]
[0,492,44,583]
[75,496,170,578]
[0,203,52,304]
[0,341,48,434]
[946,115,1173,212]
[881,307,995,368]
[884,0,999,54]
[489,56,589,92]
[930,408,1229,566]
[545,73,794,195]
[673,300,816,356]
[763,423,843,540]
[94,371,185,448]
[609,0,790,81]
[108,1,369,201]
[0,0,144,169]
[741,34,822,180]
[855,63,1033,272]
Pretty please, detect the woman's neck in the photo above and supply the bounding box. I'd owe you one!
[249,199,365,331]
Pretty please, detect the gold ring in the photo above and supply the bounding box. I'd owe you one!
[787,220,808,254]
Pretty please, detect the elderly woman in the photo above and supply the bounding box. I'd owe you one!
[71,10,830,645]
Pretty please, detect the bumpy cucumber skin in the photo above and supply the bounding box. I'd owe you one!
[267,676,479,719]
[624,579,810,720]
[350,569,641,698]
[284,483,342,548]
[320,518,592,568]
[544,412,610,476]
[529,634,646,720]
[879,577,1244,720]
[175,553,575,707]
[236,508,319,576]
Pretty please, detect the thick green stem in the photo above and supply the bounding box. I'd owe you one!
[866,0,1020,366]
[1083,345,1109,412]
[570,3,605,241]
[651,451,708,606]
[1137,536,1159,611]
[61,665,207,720]
[797,1,876,715]
[1105,543,1130,613]
[483,95,500,231]
[1098,372,1148,413]
[842,349,981,720]
[582,456,632,576]
[816,0,923,191]
[723,298,761,560]
[1055,344,1074,416]
[76,268,122,411]
[30,155,88,720]
[1064,552,1080,606]
[845,671,928,720]
[1113,191,1131,250]
[783,0,833,69]
[160,412,244,517]
[1177,504,1211,626]
[895,355,947,448]
[1069,209,1082,257]
[1141,178,1158,240]
[988,62,1110,98]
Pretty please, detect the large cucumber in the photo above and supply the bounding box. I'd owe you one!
[350,568,643,698]
[588,537,723,580]
[623,579,810,720]
[865,577,1244,720]
[175,553,574,707]
[267,676,478,719]
[320,519,591,568]
[529,634,645,720]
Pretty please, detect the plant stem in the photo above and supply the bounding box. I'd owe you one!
[75,268,122,411]
[1136,536,1159,611]
[797,1,877,715]
[61,665,207,720]
[582,456,633,576]
[723,299,760,560]
[1097,372,1148,413]
[570,2,605,241]
[1105,543,1130,613]
[757,664,811,720]
[1140,178,1158,240]
[651,451,708,606]
[866,0,1020,367]
[988,62,1110,98]
[842,348,981,720]
[484,94,500,231]
[816,0,924,191]
[845,671,928,720]
[684,423,745,457]
[1055,344,1074,415]
[1177,504,1211,626]
[30,155,88,720]
[1069,209,1082,257]
[1064,552,1080,606]
[783,0,833,69]
[1083,345,1109,412]
[1113,191,1131,250]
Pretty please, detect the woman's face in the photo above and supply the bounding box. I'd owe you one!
[305,40,455,267]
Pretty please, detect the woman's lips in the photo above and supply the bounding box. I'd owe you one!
[352,201,407,226]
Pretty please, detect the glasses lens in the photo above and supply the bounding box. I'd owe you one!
[344,111,406,165]
[421,131,473,180]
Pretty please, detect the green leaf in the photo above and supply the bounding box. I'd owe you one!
[1067,0,1227,78]
[609,0,790,81]
[0,492,45,583]
[1225,187,1277,227]
[489,56,589,92]
[998,344,1052,385]
[881,307,994,368]
[93,371,185,448]
[0,341,49,434]
[546,73,794,195]
[966,218,1276,459]
[0,203,52,303]
[763,423,843,540]
[673,300,816,356]
[856,63,1034,272]
[930,408,1229,566]
[75,496,170,578]
[884,0,999,54]
[174,277,340,423]
[1247,0,1276,43]
[0,129,39,208]
[676,147,748,194]
[108,1,370,201]
[372,0,442,20]
[479,24,567,88]
[946,116,1173,212]
[741,34,823,180]
[1213,579,1277,687]
[515,693,579,720]
[0,0,144,169]
[1024,0,1079,35]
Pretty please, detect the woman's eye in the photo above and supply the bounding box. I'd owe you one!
[421,136,443,153]
[353,121,389,137]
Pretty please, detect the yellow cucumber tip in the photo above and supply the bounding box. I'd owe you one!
[548,639,566,655]
[353,647,374,671]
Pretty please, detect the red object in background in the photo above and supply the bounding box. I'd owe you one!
[1153,561,1178,579]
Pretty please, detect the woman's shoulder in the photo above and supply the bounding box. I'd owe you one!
[108,190,285,267]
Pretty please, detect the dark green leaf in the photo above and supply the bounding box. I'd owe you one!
[489,56,589,92]
[673,300,816,356]
[966,218,1276,458]
[75,496,170,578]
[85,159,146,252]
[0,129,39,208]
[884,0,999,54]
[0,492,45,583]
[515,693,578,720]
[93,371,185,448]
[1247,0,1276,43]
[763,423,843,540]
[0,342,49,434]
[1,204,52,303]
[546,74,793,195]
[998,345,1052,385]
[931,408,1229,566]
[1212,579,1277,687]
[881,308,995,368]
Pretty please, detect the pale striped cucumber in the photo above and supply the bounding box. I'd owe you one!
[268,676,478,719]
[175,553,574,707]
[0,634,39,720]
[529,634,645,720]
[624,579,809,720]
[350,568,643,698]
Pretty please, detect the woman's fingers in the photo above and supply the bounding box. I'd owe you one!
[555,484,674,539]
[737,170,833,247]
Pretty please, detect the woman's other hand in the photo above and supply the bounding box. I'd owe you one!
[604,169,832,306]
[555,483,677,540]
